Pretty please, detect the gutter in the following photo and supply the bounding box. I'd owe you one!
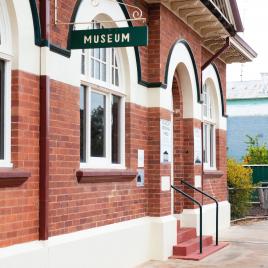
[39,0,50,241]
[232,34,258,58]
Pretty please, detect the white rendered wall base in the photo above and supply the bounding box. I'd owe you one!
[0,216,177,268]
[177,201,230,236]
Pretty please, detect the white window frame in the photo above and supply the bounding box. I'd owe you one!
[80,85,126,169]
[0,53,12,168]
[203,83,216,170]
[80,23,125,169]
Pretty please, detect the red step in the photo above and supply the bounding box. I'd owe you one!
[170,242,229,261]
[177,227,196,243]
[173,235,213,256]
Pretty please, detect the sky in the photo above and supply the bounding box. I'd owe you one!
[226,0,268,82]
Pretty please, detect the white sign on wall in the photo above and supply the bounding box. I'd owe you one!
[194,128,202,165]
[161,176,171,191]
[138,149,144,168]
[160,119,172,163]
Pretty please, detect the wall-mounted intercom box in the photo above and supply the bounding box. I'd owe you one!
[136,168,144,187]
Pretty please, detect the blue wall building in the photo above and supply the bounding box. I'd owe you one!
[227,74,268,161]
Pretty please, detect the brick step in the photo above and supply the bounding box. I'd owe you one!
[170,242,229,261]
[173,235,213,256]
[177,227,196,243]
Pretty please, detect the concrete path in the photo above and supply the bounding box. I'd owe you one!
[137,220,268,268]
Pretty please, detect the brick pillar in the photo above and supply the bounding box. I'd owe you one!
[148,107,172,216]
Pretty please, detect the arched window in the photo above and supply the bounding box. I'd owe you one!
[203,83,216,169]
[80,21,125,168]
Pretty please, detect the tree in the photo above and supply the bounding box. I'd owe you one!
[243,135,268,164]
[227,159,253,219]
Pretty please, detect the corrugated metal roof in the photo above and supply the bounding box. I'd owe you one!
[227,74,268,99]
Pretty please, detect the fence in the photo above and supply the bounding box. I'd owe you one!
[243,164,268,185]
[228,186,268,220]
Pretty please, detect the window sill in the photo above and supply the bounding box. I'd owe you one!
[76,169,137,183]
[203,170,224,179]
[0,168,31,187]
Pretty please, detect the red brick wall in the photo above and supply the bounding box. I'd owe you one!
[0,71,40,247]
[147,107,172,216]
[48,81,148,236]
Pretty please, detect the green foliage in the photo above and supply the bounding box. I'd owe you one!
[227,159,253,219]
[243,135,268,164]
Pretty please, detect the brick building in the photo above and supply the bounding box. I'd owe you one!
[0,0,256,267]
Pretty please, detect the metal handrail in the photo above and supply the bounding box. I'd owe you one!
[171,185,203,254]
[181,180,219,246]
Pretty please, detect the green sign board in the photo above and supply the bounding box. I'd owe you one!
[70,26,148,49]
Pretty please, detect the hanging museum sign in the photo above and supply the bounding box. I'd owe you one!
[70,26,148,49]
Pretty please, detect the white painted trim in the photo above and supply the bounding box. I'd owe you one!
[160,43,201,120]
[179,200,231,236]
[0,0,12,55]
[202,65,227,130]
[81,87,126,169]
[0,216,177,268]
[6,0,40,74]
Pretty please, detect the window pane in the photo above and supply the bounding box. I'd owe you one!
[115,55,118,67]
[0,60,4,159]
[112,68,114,85]
[91,58,94,78]
[94,48,100,59]
[112,48,115,65]
[94,60,100,80]
[101,48,106,62]
[91,92,106,157]
[112,95,120,164]
[80,86,86,162]
[115,69,119,86]
[210,125,214,167]
[81,50,85,75]
[101,63,106,82]
[203,124,208,163]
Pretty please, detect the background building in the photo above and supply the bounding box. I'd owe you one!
[227,73,268,161]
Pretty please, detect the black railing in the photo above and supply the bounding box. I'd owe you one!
[181,180,219,246]
[171,185,203,254]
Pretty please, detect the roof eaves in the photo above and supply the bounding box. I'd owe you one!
[200,0,236,36]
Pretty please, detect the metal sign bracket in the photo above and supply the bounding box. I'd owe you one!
[54,0,146,26]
